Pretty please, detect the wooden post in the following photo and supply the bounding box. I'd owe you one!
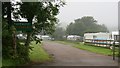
[13,31,16,57]
[118,2,120,67]
[118,30,120,66]
[113,41,115,60]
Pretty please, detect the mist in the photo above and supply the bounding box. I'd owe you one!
[57,2,118,31]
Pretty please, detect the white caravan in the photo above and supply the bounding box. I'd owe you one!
[84,31,119,43]
[67,35,81,41]
[84,32,111,42]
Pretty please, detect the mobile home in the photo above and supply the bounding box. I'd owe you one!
[84,31,119,44]
[111,31,119,40]
[67,35,81,41]
[84,32,111,43]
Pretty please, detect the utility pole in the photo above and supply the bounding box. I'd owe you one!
[118,30,120,68]
[118,2,120,68]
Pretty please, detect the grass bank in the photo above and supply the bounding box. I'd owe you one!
[55,41,118,56]
[29,41,53,63]
[2,41,52,67]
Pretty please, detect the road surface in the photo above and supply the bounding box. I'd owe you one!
[40,41,118,66]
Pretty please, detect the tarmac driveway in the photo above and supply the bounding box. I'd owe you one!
[41,41,118,66]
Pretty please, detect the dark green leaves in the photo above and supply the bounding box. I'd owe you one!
[66,16,108,36]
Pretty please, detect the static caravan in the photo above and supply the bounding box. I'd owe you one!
[111,31,119,45]
[67,35,81,41]
[94,32,111,40]
[35,35,51,40]
[84,33,96,42]
[111,31,119,40]
[84,31,119,47]
[84,32,111,43]
[41,35,51,40]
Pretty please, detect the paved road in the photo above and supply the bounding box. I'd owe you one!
[41,41,118,66]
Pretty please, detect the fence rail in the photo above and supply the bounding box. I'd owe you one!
[84,39,119,47]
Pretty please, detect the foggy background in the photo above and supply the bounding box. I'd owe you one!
[57,1,118,32]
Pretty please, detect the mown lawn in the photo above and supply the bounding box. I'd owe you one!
[56,41,118,56]
[29,41,53,63]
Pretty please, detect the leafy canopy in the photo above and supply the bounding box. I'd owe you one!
[66,16,108,36]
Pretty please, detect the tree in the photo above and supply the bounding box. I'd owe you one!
[2,2,30,65]
[19,2,65,61]
[66,16,108,36]
[18,1,65,45]
[2,0,65,64]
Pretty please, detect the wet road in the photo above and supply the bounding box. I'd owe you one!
[41,41,118,66]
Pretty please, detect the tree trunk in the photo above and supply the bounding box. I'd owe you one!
[7,2,17,57]
[25,32,31,46]
[25,18,32,46]
[12,31,16,57]
[7,2,12,28]
[24,18,32,62]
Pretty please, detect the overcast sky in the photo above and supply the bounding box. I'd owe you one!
[57,0,119,31]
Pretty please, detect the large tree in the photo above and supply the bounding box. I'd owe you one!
[66,16,108,36]
[2,0,65,64]
[18,1,65,46]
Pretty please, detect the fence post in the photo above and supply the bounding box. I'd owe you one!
[113,41,115,60]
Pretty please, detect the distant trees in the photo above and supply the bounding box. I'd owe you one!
[66,16,108,36]
[52,26,66,40]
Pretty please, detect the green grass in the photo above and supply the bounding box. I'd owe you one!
[74,44,112,56]
[56,41,118,56]
[29,41,53,63]
[0,59,1,67]
[2,41,52,67]
[2,59,16,66]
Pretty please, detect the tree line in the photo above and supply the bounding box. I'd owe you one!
[52,16,108,40]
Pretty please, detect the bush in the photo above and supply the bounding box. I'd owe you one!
[2,21,30,66]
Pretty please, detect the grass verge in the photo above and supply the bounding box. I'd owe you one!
[2,41,53,67]
[2,59,16,67]
[56,41,118,56]
[29,41,53,63]
[74,43,112,56]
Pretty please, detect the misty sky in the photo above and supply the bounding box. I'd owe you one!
[57,0,119,31]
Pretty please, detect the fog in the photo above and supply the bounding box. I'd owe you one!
[57,1,118,31]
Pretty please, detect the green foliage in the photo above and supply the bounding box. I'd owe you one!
[2,1,65,66]
[13,1,65,48]
[2,21,13,59]
[2,59,16,67]
[19,1,64,34]
[17,2,65,63]
[2,21,30,66]
[66,16,109,36]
